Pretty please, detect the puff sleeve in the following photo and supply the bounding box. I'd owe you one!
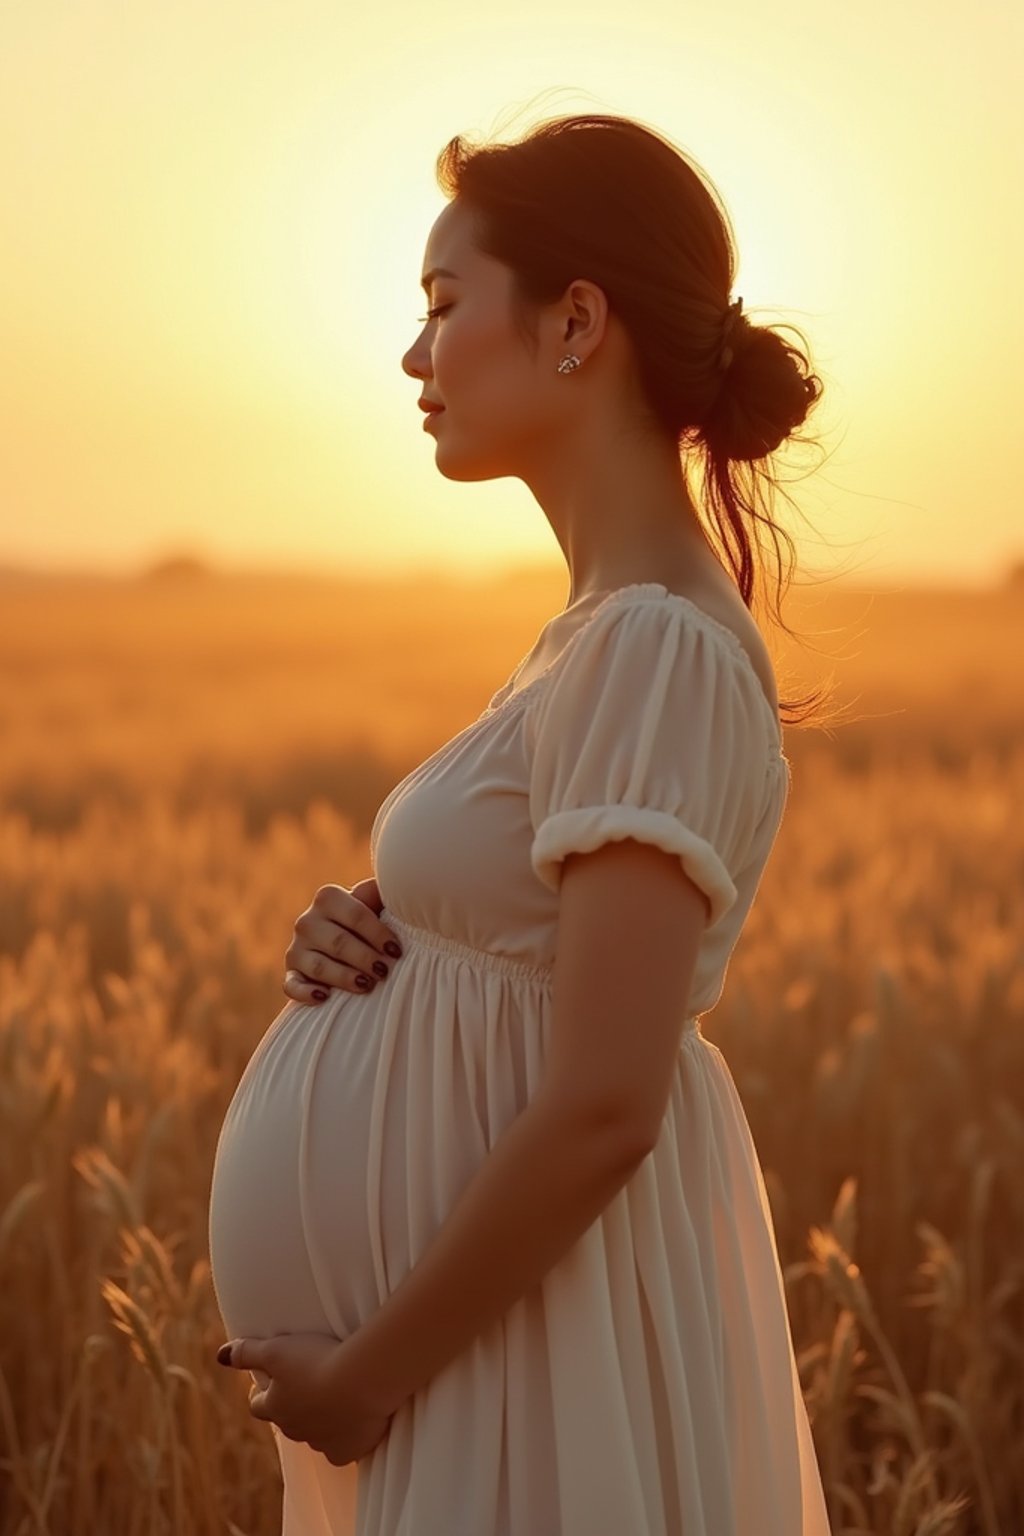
[526,597,773,928]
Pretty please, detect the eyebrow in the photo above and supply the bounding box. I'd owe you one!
[420,266,459,292]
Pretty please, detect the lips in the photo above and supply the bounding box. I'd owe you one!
[418,400,444,414]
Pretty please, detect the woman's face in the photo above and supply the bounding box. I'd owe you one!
[401,200,575,483]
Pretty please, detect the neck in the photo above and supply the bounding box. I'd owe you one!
[518,409,718,605]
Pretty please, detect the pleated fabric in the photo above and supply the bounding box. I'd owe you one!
[208,584,832,1535]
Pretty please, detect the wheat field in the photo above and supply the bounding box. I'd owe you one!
[1,566,1021,1535]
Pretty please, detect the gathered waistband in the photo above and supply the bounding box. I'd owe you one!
[384,908,554,982]
[381,908,702,1035]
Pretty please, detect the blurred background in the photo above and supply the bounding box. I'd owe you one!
[1,0,1021,584]
[2,3,1022,1534]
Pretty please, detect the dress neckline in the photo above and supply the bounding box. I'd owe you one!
[496,582,785,752]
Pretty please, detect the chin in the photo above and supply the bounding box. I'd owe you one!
[435,462,503,484]
[430,442,512,483]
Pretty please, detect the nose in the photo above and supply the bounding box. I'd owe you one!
[401,334,431,382]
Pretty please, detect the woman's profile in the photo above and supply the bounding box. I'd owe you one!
[208,111,833,1535]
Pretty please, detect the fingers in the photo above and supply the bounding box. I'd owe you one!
[349,875,383,914]
[282,918,386,998]
[219,1337,268,1372]
[283,887,404,1001]
[312,884,400,959]
[284,968,329,1004]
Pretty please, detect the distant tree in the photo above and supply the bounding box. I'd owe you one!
[141,554,212,582]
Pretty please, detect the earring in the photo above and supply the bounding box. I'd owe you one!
[556,354,582,374]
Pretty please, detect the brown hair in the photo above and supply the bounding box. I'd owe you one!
[434,111,836,727]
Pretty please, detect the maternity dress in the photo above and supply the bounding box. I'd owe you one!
[208,582,832,1536]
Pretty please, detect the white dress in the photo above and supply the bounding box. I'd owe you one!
[208,583,833,1536]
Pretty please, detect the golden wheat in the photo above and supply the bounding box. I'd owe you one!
[1,573,1021,1534]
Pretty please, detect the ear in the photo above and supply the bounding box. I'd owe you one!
[562,277,609,349]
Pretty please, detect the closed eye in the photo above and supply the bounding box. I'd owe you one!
[418,304,451,322]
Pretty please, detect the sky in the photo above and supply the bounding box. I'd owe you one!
[2,0,1021,589]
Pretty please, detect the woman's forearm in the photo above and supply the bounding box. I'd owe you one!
[338,1094,650,1415]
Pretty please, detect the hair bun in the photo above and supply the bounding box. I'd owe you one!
[703,320,822,462]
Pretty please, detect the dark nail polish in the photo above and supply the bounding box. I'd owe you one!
[384,941,402,959]
[217,1343,232,1366]
[372,961,388,978]
[312,989,328,1002]
[355,974,372,989]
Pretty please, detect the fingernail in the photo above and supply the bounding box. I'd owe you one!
[217,1343,233,1367]
[312,989,328,1002]
[384,941,402,959]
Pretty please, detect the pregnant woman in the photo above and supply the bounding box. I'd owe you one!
[208,111,834,1535]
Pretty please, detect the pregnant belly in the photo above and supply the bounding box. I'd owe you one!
[208,991,387,1348]
[207,959,501,1353]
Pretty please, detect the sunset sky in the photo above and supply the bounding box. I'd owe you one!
[2,0,1020,588]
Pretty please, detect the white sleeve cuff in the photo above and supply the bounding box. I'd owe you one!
[530,804,738,927]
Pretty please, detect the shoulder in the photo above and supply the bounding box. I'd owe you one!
[526,585,783,754]
[604,585,782,731]
[618,583,779,709]
[562,583,774,695]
